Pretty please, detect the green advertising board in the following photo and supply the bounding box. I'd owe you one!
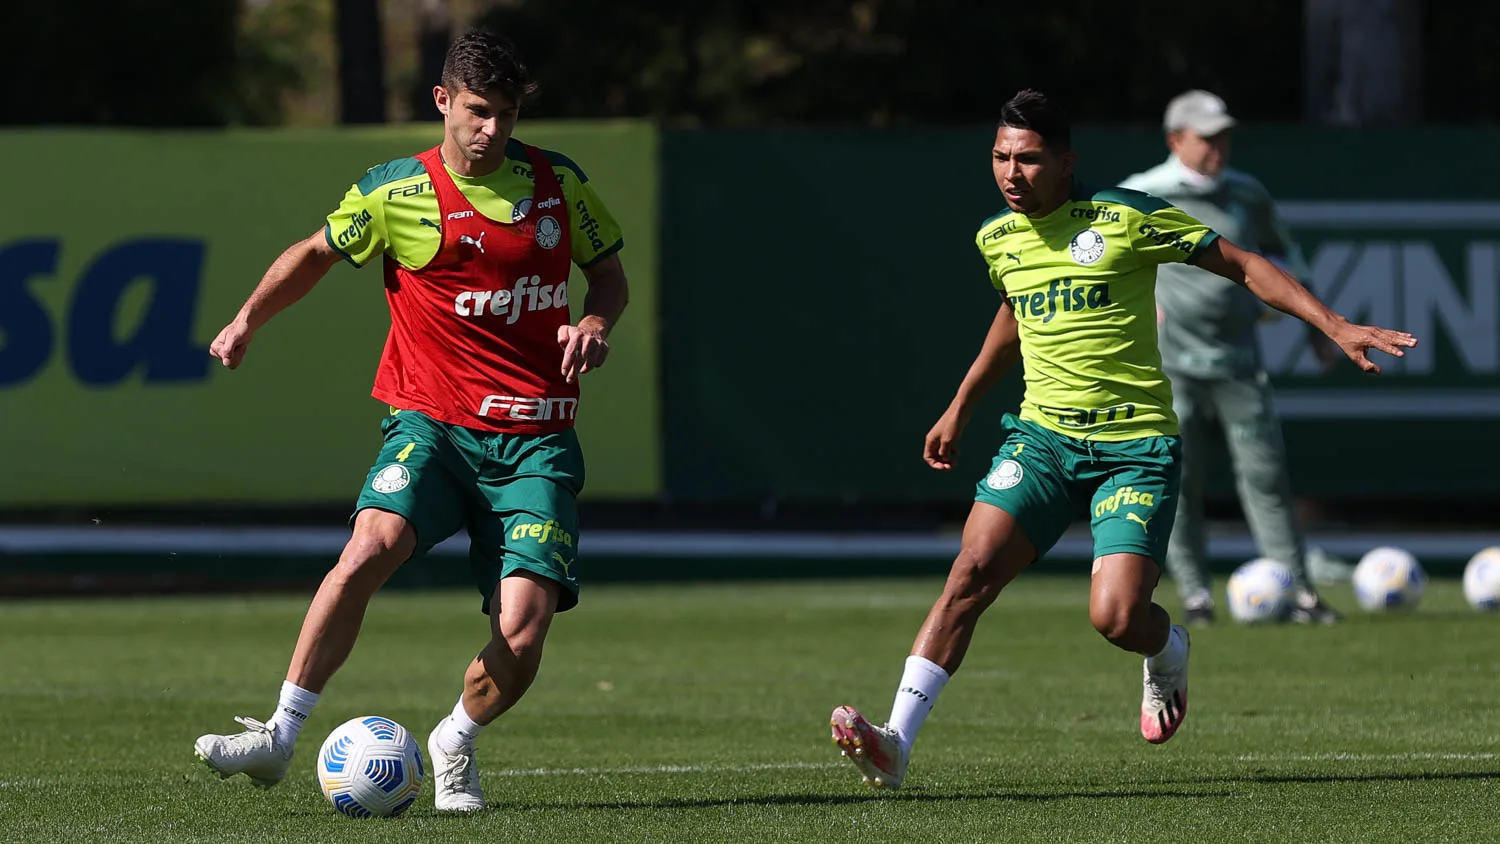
[6,124,1497,509]
[0,122,661,506]
[660,127,1500,502]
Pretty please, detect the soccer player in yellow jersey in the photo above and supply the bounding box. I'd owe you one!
[830,89,1416,789]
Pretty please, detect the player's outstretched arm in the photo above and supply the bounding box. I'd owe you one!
[558,253,629,384]
[1192,238,1418,374]
[925,300,1021,470]
[1259,254,1342,373]
[210,229,344,369]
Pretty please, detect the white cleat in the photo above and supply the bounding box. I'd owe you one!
[428,722,485,812]
[1141,624,1190,744]
[194,716,293,787]
[829,705,908,789]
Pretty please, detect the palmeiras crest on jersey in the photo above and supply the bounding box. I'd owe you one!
[1069,228,1107,265]
[511,197,533,222]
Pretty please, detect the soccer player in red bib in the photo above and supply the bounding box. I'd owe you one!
[193,30,630,812]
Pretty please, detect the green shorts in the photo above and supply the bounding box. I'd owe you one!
[974,414,1181,563]
[353,409,585,613]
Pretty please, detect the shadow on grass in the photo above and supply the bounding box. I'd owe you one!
[281,770,1500,818]
[501,786,1241,812]
[1191,769,1500,787]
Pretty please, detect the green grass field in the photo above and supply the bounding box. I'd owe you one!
[1,574,1496,842]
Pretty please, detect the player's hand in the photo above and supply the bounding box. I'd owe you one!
[209,319,255,369]
[924,409,966,470]
[1329,322,1418,375]
[558,324,609,384]
[1309,327,1342,374]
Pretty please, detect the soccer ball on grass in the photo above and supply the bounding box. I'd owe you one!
[316,716,424,818]
[1463,546,1500,611]
[1352,546,1426,612]
[1225,557,1295,623]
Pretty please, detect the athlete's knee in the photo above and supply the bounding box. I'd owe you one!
[1089,594,1150,646]
[498,618,549,667]
[350,509,415,556]
[470,631,546,697]
[941,544,1014,614]
[331,511,415,587]
[486,599,554,685]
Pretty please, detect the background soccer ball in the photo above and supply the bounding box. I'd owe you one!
[316,716,424,818]
[1226,557,1295,623]
[1352,546,1426,612]
[1463,547,1500,611]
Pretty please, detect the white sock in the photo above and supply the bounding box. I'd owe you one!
[435,697,486,755]
[887,655,950,753]
[1146,624,1188,672]
[267,680,320,746]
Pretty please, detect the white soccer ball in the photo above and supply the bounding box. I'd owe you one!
[1225,557,1295,623]
[1463,547,1500,611]
[317,716,425,818]
[1352,546,1426,612]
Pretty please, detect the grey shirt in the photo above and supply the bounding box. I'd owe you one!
[1120,157,1311,379]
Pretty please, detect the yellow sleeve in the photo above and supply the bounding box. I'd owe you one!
[1128,204,1220,266]
[323,182,388,268]
[561,167,624,268]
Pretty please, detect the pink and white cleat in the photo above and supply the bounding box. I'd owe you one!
[829,705,908,789]
[1140,624,1190,744]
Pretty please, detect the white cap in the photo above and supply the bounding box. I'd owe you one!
[1163,89,1237,136]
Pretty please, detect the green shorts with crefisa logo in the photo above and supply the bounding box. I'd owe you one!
[353,409,585,613]
[974,414,1181,563]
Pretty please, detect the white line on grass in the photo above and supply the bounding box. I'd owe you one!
[1237,752,1500,763]
[492,761,841,777]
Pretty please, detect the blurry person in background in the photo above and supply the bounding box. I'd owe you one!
[1120,90,1343,625]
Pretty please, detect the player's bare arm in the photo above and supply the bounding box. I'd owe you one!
[209,229,344,369]
[1193,237,1418,374]
[925,300,1022,470]
[558,253,629,384]
[1260,251,1343,372]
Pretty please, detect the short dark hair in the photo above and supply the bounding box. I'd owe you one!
[441,28,539,103]
[998,89,1072,151]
